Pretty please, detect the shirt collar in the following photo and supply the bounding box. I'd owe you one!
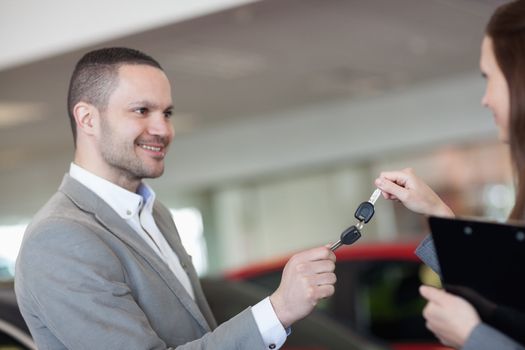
[69,163,156,219]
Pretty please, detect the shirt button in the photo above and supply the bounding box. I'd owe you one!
[126,210,132,215]
[269,344,276,349]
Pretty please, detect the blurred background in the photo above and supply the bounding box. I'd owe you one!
[0,0,513,275]
[1,1,517,348]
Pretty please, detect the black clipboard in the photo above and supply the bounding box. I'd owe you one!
[428,216,525,313]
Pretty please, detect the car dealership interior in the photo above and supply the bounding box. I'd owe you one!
[0,1,515,349]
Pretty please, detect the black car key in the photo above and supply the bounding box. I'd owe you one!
[330,189,381,251]
[330,225,362,251]
[354,189,381,223]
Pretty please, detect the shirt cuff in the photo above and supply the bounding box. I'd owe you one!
[251,296,288,350]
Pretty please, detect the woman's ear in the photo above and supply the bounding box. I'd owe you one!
[73,102,99,137]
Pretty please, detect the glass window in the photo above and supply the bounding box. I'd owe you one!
[170,208,208,275]
[0,224,26,282]
[244,259,438,342]
[333,260,434,341]
[0,329,31,350]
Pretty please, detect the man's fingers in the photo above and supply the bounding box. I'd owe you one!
[309,260,336,274]
[311,271,337,286]
[272,245,339,327]
[316,284,335,299]
[294,246,336,263]
[295,259,335,278]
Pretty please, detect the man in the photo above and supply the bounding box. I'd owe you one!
[14,47,337,349]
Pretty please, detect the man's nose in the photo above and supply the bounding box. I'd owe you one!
[148,114,172,136]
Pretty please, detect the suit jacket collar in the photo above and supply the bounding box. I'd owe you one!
[58,174,214,331]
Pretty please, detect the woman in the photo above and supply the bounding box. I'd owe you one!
[375,1,525,349]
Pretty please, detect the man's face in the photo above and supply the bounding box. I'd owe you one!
[97,64,174,184]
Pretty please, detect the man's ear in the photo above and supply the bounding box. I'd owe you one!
[73,102,99,136]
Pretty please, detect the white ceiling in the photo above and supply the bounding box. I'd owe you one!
[0,0,506,221]
[0,0,259,71]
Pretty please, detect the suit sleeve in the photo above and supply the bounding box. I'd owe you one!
[484,305,525,345]
[463,323,525,350]
[15,218,266,350]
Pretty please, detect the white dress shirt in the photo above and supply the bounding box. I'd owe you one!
[69,163,287,349]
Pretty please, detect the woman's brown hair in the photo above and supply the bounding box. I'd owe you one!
[486,0,525,220]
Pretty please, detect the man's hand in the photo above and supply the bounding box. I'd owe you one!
[269,246,336,328]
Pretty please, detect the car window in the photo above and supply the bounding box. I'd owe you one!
[333,260,435,342]
[0,284,36,350]
[0,259,14,283]
[0,329,31,350]
[201,277,388,350]
[244,259,438,343]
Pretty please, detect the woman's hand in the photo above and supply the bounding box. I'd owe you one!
[420,285,481,349]
[375,168,454,217]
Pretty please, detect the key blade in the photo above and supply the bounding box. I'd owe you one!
[368,188,381,205]
[330,240,342,251]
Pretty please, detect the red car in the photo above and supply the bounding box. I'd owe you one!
[225,241,451,350]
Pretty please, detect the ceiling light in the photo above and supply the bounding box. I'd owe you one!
[0,102,44,128]
[163,46,267,80]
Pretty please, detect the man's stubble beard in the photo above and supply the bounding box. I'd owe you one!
[99,117,165,182]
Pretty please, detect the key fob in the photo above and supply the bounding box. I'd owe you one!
[354,201,374,223]
[340,225,361,245]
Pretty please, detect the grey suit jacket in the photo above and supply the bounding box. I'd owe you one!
[416,235,524,350]
[15,175,267,349]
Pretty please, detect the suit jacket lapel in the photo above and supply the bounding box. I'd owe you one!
[153,203,218,330]
[59,174,212,332]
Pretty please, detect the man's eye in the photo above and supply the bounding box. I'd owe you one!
[135,107,148,115]
[164,110,173,118]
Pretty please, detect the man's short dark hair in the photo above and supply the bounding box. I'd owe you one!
[67,47,163,145]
